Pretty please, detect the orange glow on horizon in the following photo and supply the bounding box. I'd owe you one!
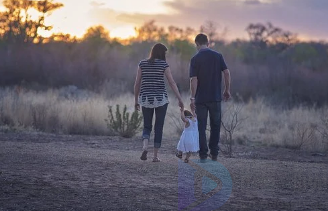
[0,0,326,42]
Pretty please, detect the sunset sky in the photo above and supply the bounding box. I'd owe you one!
[1,0,327,40]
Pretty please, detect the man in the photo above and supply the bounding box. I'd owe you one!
[189,33,231,162]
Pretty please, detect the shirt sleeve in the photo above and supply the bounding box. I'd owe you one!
[220,55,228,71]
[164,61,169,69]
[189,57,198,78]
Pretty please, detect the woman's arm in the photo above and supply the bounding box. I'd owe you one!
[134,67,142,110]
[164,67,184,109]
[180,108,188,123]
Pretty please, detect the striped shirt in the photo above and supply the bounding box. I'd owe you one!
[138,59,169,108]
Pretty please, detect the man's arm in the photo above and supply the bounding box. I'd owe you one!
[190,77,197,99]
[190,76,198,110]
[189,57,198,111]
[223,69,231,101]
[191,108,197,118]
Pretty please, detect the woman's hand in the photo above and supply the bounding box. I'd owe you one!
[178,99,184,111]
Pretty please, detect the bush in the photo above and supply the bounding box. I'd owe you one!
[220,102,246,157]
[105,104,142,138]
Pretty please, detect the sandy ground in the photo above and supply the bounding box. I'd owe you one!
[1,132,328,211]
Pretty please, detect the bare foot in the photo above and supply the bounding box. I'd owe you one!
[184,152,191,163]
[176,151,182,159]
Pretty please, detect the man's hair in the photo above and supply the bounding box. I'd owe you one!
[195,33,209,46]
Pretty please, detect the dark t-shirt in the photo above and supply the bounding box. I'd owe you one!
[189,48,228,103]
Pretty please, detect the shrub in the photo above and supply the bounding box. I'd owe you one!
[220,102,246,157]
[105,104,142,138]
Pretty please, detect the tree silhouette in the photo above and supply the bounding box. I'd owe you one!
[0,0,63,44]
[167,26,196,42]
[168,26,183,41]
[134,20,167,42]
[200,20,227,42]
[44,33,77,43]
[82,25,110,43]
[246,22,297,50]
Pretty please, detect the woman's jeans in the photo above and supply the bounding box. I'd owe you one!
[196,102,221,158]
[142,103,168,149]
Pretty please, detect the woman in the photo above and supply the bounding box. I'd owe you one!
[134,43,184,162]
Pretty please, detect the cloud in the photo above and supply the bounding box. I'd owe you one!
[88,7,125,28]
[90,1,106,7]
[87,0,328,40]
[243,0,263,5]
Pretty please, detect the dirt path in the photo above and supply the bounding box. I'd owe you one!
[0,132,328,211]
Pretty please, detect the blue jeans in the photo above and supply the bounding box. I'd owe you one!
[142,104,168,149]
[196,102,221,158]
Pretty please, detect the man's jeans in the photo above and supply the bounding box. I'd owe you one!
[196,102,221,158]
[142,104,168,149]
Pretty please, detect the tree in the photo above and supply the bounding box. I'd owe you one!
[200,20,227,42]
[168,26,183,41]
[0,0,63,44]
[33,0,64,43]
[134,20,168,42]
[246,22,297,50]
[44,33,77,43]
[167,26,196,42]
[82,25,110,43]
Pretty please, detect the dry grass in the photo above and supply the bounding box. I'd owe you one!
[236,98,328,151]
[0,88,327,152]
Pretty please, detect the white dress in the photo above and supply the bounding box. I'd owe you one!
[177,118,200,153]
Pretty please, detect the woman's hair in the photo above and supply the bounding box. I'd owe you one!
[148,43,167,63]
[184,110,193,118]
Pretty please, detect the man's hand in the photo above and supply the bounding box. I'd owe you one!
[190,99,196,111]
[223,90,231,102]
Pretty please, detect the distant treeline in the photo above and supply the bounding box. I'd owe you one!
[0,1,327,107]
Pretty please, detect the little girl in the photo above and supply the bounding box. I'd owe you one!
[176,108,199,163]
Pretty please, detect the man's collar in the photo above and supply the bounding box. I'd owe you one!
[198,48,210,52]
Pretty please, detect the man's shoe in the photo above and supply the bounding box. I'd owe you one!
[199,158,207,163]
[209,154,218,161]
[199,156,208,163]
